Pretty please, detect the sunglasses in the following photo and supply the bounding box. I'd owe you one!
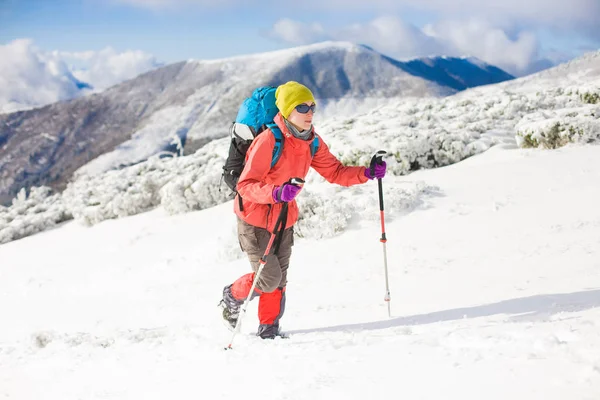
[295,103,316,114]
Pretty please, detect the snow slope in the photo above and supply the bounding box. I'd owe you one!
[1,142,599,399]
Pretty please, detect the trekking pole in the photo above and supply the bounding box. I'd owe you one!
[370,151,391,318]
[225,177,305,350]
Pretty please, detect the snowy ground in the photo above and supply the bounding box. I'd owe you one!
[1,143,599,400]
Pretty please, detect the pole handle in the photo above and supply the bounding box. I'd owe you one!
[369,150,387,178]
[369,151,387,212]
[289,177,305,187]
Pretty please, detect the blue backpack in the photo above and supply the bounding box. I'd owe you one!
[222,86,319,193]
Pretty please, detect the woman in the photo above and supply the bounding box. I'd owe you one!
[219,81,386,339]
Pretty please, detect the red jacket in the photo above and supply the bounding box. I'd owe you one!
[235,113,368,232]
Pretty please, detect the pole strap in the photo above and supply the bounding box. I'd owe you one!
[272,202,288,255]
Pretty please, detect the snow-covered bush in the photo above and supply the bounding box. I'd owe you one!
[62,140,230,226]
[580,91,599,105]
[317,101,495,177]
[63,158,170,226]
[159,148,230,215]
[0,187,72,244]
[515,106,600,149]
[295,177,435,239]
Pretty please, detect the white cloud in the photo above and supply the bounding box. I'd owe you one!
[396,0,600,28]
[269,16,550,76]
[297,0,600,32]
[58,47,162,90]
[335,16,445,59]
[424,19,540,75]
[269,19,328,45]
[0,39,162,114]
[0,39,84,113]
[108,0,599,59]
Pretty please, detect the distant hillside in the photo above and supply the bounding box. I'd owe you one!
[403,56,515,90]
[0,41,516,206]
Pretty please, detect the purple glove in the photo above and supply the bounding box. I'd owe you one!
[365,161,387,180]
[272,183,302,203]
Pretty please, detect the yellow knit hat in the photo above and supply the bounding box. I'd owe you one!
[275,81,316,119]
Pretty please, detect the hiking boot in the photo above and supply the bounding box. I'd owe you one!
[257,323,280,339]
[218,300,239,331]
[219,285,243,331]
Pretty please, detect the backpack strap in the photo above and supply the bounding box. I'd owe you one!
[310,135,320,158]
[267,123,284,168]
[267,123,320,168]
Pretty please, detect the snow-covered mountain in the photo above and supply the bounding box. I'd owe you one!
[0,41,515,206]
[404,55,515,90]
[467,49,600,95]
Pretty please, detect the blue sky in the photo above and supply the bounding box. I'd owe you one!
[0,0,284,60]
[1,0,599,76]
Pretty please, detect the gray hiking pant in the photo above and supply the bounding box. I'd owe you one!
[237,217,294,292]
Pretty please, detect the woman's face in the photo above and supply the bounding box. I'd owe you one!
[287,102,315,131]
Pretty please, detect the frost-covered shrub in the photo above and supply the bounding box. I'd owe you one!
[63,158,170,226]
[515,106,600,149]
[295,176,434,239]
[62,139,230,225]
[0,187,72,244]
[322,106,494,176]
[581,91,600,104]
[159,150,230,215]
[295,187,354,238]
